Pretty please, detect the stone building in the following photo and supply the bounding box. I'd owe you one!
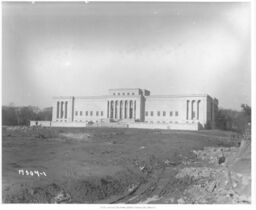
[51,88,218,129]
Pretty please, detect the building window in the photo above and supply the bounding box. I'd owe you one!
[113,93,115,95]
[170,111,173,116]
[101,111,103,116]
[75,111,78,116]
[118,93,120,95]
[132,93,135,95]
[175,111,179,116]
[90,111,93,116]
[145,111,148,116]
[96,111,99,116]
[127,93,130,95]
[150,111,154,116]
[85,111,88,116]
[80,111,83,116]
[163,111,166,116]
[157,111,160,116]
[123,93,125,95]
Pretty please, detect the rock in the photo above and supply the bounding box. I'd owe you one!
[218,156,225,165]
[175,167,216,180]
[52,190,71,203]
[167,197,175,203]
[206,181,216,193]
[177,198,185,204]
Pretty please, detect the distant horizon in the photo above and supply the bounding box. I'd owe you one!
[2,2,251,111]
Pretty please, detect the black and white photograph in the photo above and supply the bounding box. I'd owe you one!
[1,0,253,205]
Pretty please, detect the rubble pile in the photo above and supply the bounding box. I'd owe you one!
[175,132,251,204]
[193,146,238,165]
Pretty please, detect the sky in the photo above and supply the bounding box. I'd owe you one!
[2,2,251,110]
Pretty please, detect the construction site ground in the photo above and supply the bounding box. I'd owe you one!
[2,126,251,204]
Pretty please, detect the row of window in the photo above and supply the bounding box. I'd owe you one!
[75,111,104,117]
[145,121,179,124]
[74,120,101,123]
[113,92,135,96]
[145,111,179,117]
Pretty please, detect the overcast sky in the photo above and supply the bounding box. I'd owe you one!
[2,2,251,110]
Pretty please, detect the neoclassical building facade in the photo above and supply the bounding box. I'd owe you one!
[51,88,218,129]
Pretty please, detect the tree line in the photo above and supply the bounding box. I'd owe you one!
[215,104,251,133]
[2,105,52,126]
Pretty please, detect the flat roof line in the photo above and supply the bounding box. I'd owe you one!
[53,94,215,99]
[109,88,143,91]
[146,94,210,98]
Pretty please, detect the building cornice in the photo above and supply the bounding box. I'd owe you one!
[146,94,210,99]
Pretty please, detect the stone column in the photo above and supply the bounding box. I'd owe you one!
[65,101,68,119]
[107,101,111,119]
[106,101,108,118]
[119,100,121,119]
[61,101,64,119]
[122,100,125,120]
[58,101,60,119]
[110,101,113,119]
[110,100,112,119]
[118,100,120,120]
[62,101,65,119]
[186,100,189,120]
[62,101,64,119]
[116,100,119,120]
[113,101,116,119]
[124,100,127,119]
[107,101,109,118]
[115,101,118,119]
[57,101,59,119]
[191,100,194,120]
[187,100,190,120]
[120,101,122,120]
[131,100,133,119]
[60,101,63,119]
[134,100,136,119]
[127,100,130,119]
[197,100,200,120]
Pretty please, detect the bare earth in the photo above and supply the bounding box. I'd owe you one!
[2,126,242,203]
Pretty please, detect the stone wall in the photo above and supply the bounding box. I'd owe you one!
[30,121,51,127]
[128,122,200,130]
